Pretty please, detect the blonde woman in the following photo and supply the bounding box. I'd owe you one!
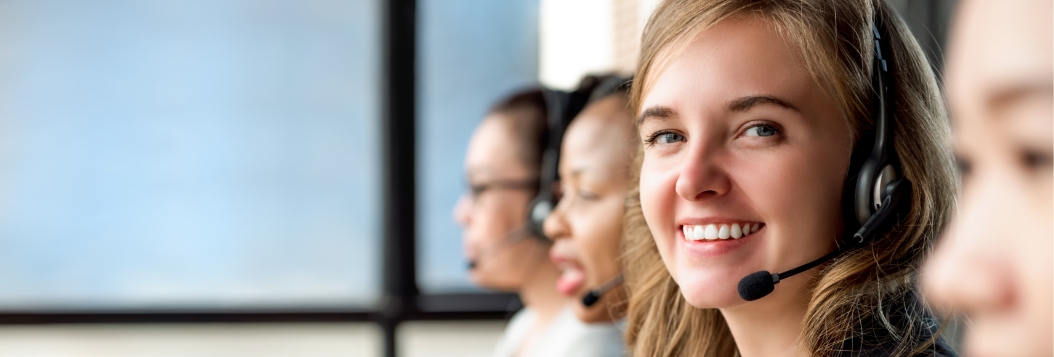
[622,0,957,356]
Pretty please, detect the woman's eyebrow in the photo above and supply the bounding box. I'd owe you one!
[987,80,1054,117]
[727,95,800,113]
[566,167,592,182]
[636,105,677,126]
[638,96,799,126]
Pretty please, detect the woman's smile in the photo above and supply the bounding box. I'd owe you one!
[673,218,766,258]
[679,222,764,241]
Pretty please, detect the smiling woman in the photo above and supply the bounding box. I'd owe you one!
[621,0,958,356]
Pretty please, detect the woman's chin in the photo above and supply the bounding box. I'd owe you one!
[469,271,516,292]
[679,288,745,309]
[674,271,749,309]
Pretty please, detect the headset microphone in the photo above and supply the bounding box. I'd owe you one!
[467,227,534,270]
[738,249,844,302]
[581,274,624,307]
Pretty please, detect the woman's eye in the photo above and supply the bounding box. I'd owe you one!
[646,131,686,146]
[577,190,599,201]
[658,132,685,143]
[1020,149,1053,171]
[743,123,779,137]
[955,155,972,178]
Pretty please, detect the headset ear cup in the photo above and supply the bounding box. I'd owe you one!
[872,164,898,211]
[526,197,552,241]
[854,158,880,226]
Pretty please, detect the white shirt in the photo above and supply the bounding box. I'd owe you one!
[492,306,624,357]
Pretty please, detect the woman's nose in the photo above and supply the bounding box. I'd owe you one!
[923,175,1017,315]
[542,201,571,241]
[453,193,472,227]
[674,142,732,202]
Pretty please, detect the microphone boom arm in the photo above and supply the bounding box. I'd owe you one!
[738,180,912,301]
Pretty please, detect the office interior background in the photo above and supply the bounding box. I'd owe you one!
[0,0,956,356]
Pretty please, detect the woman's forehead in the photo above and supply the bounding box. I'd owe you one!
[640,17,811,114]
[561,115,634,180]
[465,119,532,177]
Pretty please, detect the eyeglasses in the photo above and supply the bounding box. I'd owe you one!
[465,178,539,203]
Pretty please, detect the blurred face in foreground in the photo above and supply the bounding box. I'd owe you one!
[922,1,1053,356]
[544,95,635,322]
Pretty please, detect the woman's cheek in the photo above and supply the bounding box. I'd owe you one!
[596,195,627,272]
[639,158,679,256]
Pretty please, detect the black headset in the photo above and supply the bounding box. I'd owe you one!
[843,23,912,246]
[525,75,632,241]
[523,88,586,241]
[738,19,915,301]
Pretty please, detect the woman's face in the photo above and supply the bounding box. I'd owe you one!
[637,16,852,308]
[454,115,546,291]
[923,1,1053,356]
[544,96,634,322]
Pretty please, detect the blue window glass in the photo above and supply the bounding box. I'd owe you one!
[417,0,540,293]
[0,0,381,309]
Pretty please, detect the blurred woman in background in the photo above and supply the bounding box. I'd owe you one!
[543,77,634,353]
[622,0,957,356]
[454,80,623,357]
[922,1,1053,356]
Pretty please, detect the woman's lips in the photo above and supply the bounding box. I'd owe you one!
[681,222,763,240]
[677,224,763,257]
[551,253,587,296]
[556,266,585,296]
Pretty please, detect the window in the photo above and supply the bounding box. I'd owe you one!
[0,0,381,309]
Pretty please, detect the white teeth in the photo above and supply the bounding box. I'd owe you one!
[704,224,718,240]
[682,222,761,241]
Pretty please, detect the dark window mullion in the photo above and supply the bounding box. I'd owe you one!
[380,0,418,356]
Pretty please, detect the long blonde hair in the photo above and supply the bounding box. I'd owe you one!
[622,1,957,356]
